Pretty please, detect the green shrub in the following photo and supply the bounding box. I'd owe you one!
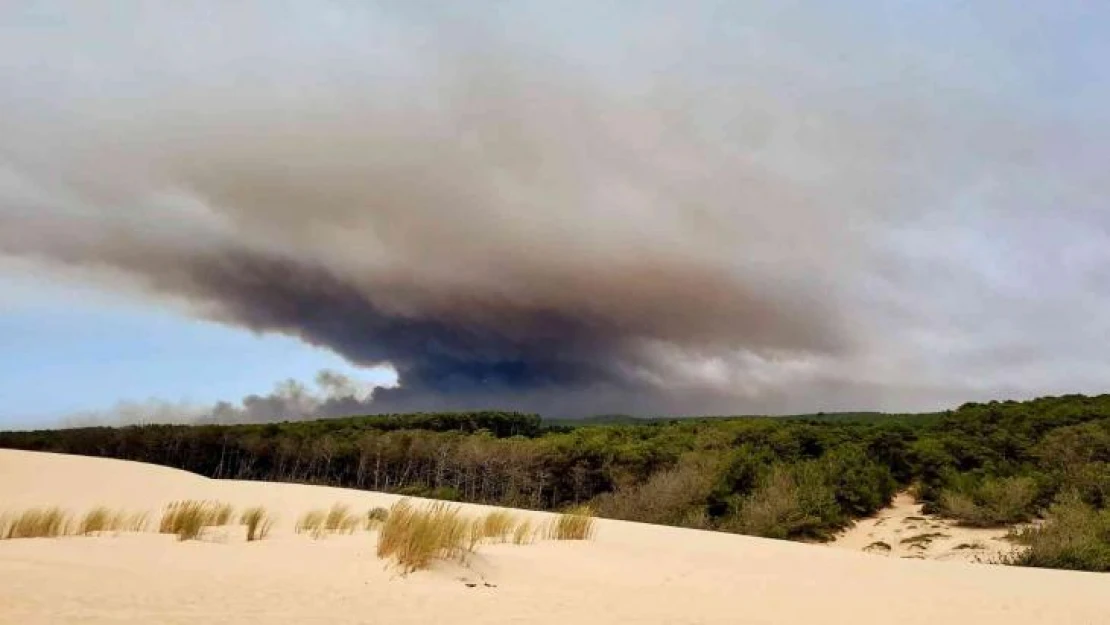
[724,463,841,540]
[938,475,1039,526]
[820,445,898,517]
[594,456,716,526]
[1006,493,1110,572]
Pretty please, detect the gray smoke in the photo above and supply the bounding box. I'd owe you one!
[4,2,1110,418]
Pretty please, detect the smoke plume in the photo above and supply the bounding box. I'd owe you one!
[4,3,1110,418]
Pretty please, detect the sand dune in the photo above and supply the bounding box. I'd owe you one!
[1,449,1107,624]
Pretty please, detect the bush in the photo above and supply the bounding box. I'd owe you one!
[1007,493,1110,572]
[724,463,842,540]
[820,445,897,517]
[594,456,716,526]
[938,475,1039,526]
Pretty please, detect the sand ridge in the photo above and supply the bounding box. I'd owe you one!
[1,449,1107,624]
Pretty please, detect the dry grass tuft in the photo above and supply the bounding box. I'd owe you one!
[77,508,149,535]
[1,508,72,539]
[476,510,517,543]
[325,504,359,533]
[512,518,537,545]
[376,499,475,574]
[239,507,274,542]
[296,510,327,538]
[546,505,596,541]
[159,500,235,541]
[365,507,389,530]
[212,503,235,526]
[296,504,358,538]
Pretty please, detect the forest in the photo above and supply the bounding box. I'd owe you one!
[3,395,1108,571]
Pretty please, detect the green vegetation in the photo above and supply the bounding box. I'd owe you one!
[3,396,1110,571]
[1006,493,1110,572]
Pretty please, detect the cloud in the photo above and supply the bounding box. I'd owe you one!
[3,2,1110,418]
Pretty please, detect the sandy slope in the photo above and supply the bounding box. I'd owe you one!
[831,492,1017,564]
[1,450,1107,625]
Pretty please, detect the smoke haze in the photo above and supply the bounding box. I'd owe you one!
[3,2,1110,420]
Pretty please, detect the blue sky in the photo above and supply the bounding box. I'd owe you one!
[2,1,1109,425]
[0,270,393,426]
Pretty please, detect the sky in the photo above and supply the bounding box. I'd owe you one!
[1,1,1109,426]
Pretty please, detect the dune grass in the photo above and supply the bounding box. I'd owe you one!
[475,510,517,543]
[546,505,596,540]
[512,518,537,545]
[239,506,274,542]
[1,507,72,539]
[296,510,327,538]
[77,507,149,535]
[365,506,389,530]
[325,504,359,533]
[296,503,359,538]
[159,500,235,541]
[376,499,476,574]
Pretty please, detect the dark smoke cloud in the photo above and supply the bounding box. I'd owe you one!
[4,2,1110,419]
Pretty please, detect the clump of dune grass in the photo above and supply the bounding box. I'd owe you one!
[297,504,359,538]
[376,499,475,574]
[239,507,274,542]
[476,510,517,543]
[1,508,72,539]
[77,508,149,535]
[512,518,537,545]
[546,505,596,541]
[212,503,235,526]
[325,504,359,533]
[296,510,327,538]
[365,507,389,530]
[159,500,234,541]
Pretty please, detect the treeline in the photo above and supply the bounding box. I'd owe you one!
[3,398,1109,570]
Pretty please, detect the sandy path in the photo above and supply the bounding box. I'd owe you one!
[1,449,1107,624]
[831,492,1017,563]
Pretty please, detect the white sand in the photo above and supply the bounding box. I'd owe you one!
[1,449,1107,624]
